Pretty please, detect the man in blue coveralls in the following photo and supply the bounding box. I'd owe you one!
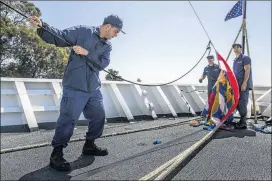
[28,14,125,171]
[199,55,221,97]
[232,43,253,129]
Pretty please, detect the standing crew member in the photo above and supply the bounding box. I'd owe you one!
[28,14,125,171]
[232,43,253,129]
[199,55,221,97]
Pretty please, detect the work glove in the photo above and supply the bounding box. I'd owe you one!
[199,78,203,83]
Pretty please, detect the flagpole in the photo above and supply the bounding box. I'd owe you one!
[246,28,258,123]
[242,0,246,53]
[226,23,243,62]
[241,0,257,123]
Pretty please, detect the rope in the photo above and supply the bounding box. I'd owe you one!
[188,2,212,42]
[188,0,223,74]
[188,1,229,89]
[0,117,200,154]
[245,23,257,123]
[188,1,217,52]
[226,23,243,62]
[0,1,210,87]
[180,89,205,93]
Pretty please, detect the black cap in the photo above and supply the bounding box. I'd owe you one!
[103,14,125,34]
[206,55,214,59]
[232,43,242,48]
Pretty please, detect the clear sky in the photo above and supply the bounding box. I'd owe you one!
[32,1,271,86]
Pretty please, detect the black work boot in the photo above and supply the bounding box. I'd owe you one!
[234,118,247,129]
[50,147,71,171]
[82,140,108,156]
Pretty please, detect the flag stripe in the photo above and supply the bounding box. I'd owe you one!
[201,52,240,128]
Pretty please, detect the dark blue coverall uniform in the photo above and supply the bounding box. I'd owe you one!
[37,24,111,149]
[202,64,220,97]
[233,54,253,121]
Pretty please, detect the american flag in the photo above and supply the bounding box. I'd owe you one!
[224,0,243,21]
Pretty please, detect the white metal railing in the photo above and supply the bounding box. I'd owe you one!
[1,77,271,132]
[256,89,271,117]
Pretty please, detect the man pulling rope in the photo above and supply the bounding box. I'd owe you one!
[28,14,125,171]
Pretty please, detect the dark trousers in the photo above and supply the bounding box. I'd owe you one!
[208,89,212,98]
[237,89,250,120]
[207,82,216,98]
[51,87,106,148]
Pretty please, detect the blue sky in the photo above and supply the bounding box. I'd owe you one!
[32,1,271,86]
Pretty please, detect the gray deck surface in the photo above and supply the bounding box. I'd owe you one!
[1,118,271,180]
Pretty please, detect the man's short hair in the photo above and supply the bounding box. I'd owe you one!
[232,43,242,48]
[207,55,214,59]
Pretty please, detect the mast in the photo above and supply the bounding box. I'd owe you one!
[242,0,247,53]
[242,0,257,123]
